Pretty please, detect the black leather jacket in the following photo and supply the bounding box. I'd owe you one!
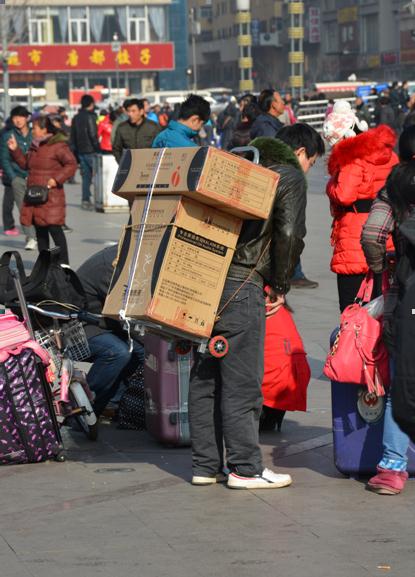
[229,138,307,295]
[70,109,100,155]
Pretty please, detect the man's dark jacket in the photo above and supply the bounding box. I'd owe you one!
[229,137,307,295]
[250,113,283,139]
[70,108,100,155]
[113,118,161,163]
[76,245,123,339]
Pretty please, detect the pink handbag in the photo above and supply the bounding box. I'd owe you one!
[323,275,389,396]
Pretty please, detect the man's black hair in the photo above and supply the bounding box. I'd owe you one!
[125,98,145,110]
[80,94,95,109]
[10,105,30,119]
[258,89,278,113]
[122,98,131,109]
[276,123,325,158]
[178,94,211,122]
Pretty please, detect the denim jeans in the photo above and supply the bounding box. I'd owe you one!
[189,279,265,477]
[87,332,144,417]
[292,259,304,280]
[379,362,410,472]
[78,153,96,203]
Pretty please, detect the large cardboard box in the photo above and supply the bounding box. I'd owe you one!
[103,196,242,339]
[112,146,279,220]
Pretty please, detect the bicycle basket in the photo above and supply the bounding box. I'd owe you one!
[62,320,91,362]
[34,329,62,376]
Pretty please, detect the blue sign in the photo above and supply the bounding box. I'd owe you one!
[251,19,260,46]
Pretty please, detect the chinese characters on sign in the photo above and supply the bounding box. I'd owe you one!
[6,43,175,72]
[308,7,320,44]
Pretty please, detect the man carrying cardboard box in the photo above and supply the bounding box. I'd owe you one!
[189,124,325,489]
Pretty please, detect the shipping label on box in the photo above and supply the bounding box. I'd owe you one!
[103,196,242,339]
[112,147,279,220]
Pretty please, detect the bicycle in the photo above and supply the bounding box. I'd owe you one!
[27,304,100,441]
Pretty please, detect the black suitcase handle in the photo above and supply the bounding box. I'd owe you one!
[229,146,260,165]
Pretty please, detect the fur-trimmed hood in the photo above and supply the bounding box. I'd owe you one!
[250,137,302,171]
[328,124,396,176]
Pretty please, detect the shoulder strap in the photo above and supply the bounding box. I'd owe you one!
[0,251,27,297]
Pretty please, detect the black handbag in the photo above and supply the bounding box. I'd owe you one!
[24,185,49,205]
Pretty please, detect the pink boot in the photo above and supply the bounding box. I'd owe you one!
[367,466,409,495]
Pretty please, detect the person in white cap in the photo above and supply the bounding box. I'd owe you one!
[323,99,398,311]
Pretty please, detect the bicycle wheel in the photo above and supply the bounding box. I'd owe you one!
[69,381,98,441]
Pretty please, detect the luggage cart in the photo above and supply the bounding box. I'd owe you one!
[119,145,261,358]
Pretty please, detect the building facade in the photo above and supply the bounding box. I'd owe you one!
[189,0,414,92]
[320,0,411,82]
[188,0,322,93]
[1,0,188,103]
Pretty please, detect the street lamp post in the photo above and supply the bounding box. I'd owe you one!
[111,33,121,103]
[189,8,200,91]
[236,0,253,93]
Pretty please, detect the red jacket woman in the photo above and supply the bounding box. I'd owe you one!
[9,115,77,264]
[98,114,113,152]
[326,122,398,310]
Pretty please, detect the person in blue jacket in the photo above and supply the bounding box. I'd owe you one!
[152,94,211,149]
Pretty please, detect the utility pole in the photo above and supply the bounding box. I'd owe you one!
[288,1,304,100]
[0,5,10,118]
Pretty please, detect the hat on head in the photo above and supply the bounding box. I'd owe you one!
[323,100,369,146]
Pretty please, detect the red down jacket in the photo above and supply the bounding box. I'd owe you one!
[12,133,77,227]
[326,125,398,275]
[262,306,310,412]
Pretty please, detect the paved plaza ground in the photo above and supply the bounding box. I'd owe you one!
[0,161,413,577]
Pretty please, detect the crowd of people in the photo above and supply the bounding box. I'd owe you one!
[1,83,415,495]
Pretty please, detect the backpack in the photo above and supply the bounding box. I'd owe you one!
[0,249,87,313]
[262,306,310,412]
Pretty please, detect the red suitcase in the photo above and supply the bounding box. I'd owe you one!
[144,334,192,446]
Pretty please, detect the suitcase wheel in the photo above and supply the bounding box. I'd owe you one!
[208,335,229,358]
[55,451,66,462]
[175,340,192,355]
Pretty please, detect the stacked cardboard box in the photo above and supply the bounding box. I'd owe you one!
[103,146,279,340]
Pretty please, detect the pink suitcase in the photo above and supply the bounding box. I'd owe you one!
[144,334,192,446]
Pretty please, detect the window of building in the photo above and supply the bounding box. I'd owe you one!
[128,6,148,42]
[69,7,89,44]
[200,6,212,20]
[324,20,338,53]
[361,14,379,54]
[28,7,51,44]
[323,0,336,10]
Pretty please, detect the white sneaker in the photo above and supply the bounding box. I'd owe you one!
[25,238,37,251]
[191,472,228,486]
[227,468,292,490]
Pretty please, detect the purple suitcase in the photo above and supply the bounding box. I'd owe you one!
[330,330,415,476]
[0,348,61,465]
[144,334,192,446]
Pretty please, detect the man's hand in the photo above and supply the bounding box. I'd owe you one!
[7,135,17,151]
[265,289,285,317]
[47,178,58,189]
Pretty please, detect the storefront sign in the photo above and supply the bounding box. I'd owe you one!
[308,7,321,44]
[337,6,358,24]
[381,52,399,66]
[7,43,175,72]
